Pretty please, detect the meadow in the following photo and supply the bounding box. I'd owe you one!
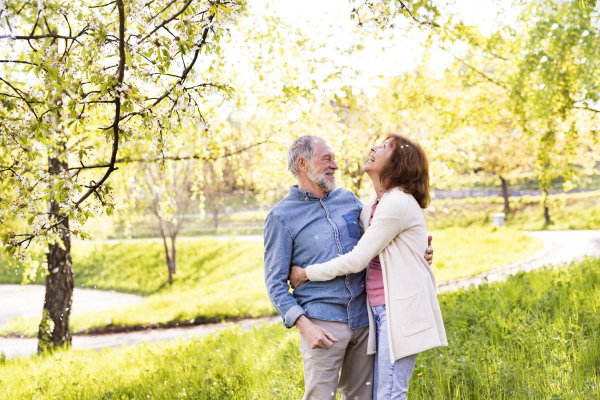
[113,190,600,238]
[0,227,542,337]
[1,257,599,399]
[425,190,600,231]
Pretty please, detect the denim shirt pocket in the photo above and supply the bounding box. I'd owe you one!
[342,212,361,239]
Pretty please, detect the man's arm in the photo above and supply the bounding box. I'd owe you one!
[264,213,339,348]
[263,213,305,328]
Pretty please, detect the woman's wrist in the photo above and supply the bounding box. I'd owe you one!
[301,268,309,283]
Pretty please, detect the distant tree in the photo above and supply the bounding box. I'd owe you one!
[427,0,599,221]
[139,161,196,284]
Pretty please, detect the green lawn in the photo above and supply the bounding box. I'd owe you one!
[431,227,544,282]
[2,257,599,399]
[1,228,543,337]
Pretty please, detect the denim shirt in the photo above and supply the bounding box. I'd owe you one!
[264,185,369,330]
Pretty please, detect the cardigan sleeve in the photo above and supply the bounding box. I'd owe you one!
[305,192,409,282]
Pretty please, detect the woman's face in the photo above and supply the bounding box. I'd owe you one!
[364,139,393,175]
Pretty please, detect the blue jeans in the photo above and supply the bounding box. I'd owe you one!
[372,305,418,400]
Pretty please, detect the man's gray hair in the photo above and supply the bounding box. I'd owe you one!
[287,135,326,178]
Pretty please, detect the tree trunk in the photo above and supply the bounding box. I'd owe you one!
[159,227,174,285]
[500,176,510,212]
[212,207,219,229]
[543,188,551,225]
[170,234,177,276]
[38,157,74,353]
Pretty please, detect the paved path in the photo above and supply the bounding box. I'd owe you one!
[0,285,142,331]
[437,230,600,293]
[2,230,599,359]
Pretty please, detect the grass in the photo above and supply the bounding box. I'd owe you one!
[431,227,544,283]
[426,190,600,231]
[1,257,599,399]
[0,228,543,337]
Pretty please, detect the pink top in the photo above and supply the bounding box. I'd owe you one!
[366,199,385,306]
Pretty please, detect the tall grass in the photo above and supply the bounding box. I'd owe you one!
[1,257,599,399]
[411,256,600,398]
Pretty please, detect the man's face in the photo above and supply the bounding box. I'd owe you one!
[306,140,338,192]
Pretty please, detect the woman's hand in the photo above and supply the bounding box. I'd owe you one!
[289,266,309,289]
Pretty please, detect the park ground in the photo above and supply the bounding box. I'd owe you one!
[1,192,600,398]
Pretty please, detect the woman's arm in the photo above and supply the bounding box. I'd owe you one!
[303,193,409,282]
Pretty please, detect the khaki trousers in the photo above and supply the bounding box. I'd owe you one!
[299,318,374,400]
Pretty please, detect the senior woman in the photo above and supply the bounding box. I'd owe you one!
[289,134,447,400]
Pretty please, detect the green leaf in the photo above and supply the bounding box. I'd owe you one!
[45,66,59,82]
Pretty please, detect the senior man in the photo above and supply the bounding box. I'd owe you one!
[264,135,433,400]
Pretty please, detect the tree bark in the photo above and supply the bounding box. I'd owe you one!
[212,206,219,228]
[158,221,174,285]
[543,188,552,225]
[38,157,74,353]
[500,176,510,212]
[170,234,177,276]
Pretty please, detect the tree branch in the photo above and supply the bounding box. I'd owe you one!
[90,1,117,8]
[573,105,600,114]
[150,0,180,21]
[120,14,214,122]
[72,0,125,208]
[0,60,37,65]
[117,140,269,163]
[0,77,38,118]
[445,49,508,90]
[139,0,195,44]
[0,27,88,41]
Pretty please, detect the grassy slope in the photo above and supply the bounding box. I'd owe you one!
[431,227,543,282]
[1,229,543,336]
[1,239,274,336]
[2,257,599,399]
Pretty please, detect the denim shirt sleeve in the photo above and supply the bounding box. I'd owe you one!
[264,213,305,328]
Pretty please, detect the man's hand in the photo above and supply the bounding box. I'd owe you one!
[425,235,434,265]
[289,265,309,289]
[295,315,339,349]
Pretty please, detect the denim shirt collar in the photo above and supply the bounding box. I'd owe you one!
[289,185,331,201]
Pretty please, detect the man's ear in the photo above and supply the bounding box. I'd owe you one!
[297,157,309,174]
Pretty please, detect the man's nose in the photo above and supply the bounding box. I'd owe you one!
[331,160,339,170]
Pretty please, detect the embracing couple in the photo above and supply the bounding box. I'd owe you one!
[264,134,447,400]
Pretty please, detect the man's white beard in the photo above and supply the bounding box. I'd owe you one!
[307,162,337,193]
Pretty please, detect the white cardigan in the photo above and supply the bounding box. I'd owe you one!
[306,188,447,362]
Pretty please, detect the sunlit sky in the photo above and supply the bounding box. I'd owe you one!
[252,0,502,77]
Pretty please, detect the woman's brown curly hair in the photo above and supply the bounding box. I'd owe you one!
[378,134,430,209]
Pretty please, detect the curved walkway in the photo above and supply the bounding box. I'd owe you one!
[0,286,142,331]
[2,230,599,359]
[437,230,600,292]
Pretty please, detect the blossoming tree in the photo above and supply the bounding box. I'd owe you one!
[0,0,245,351]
